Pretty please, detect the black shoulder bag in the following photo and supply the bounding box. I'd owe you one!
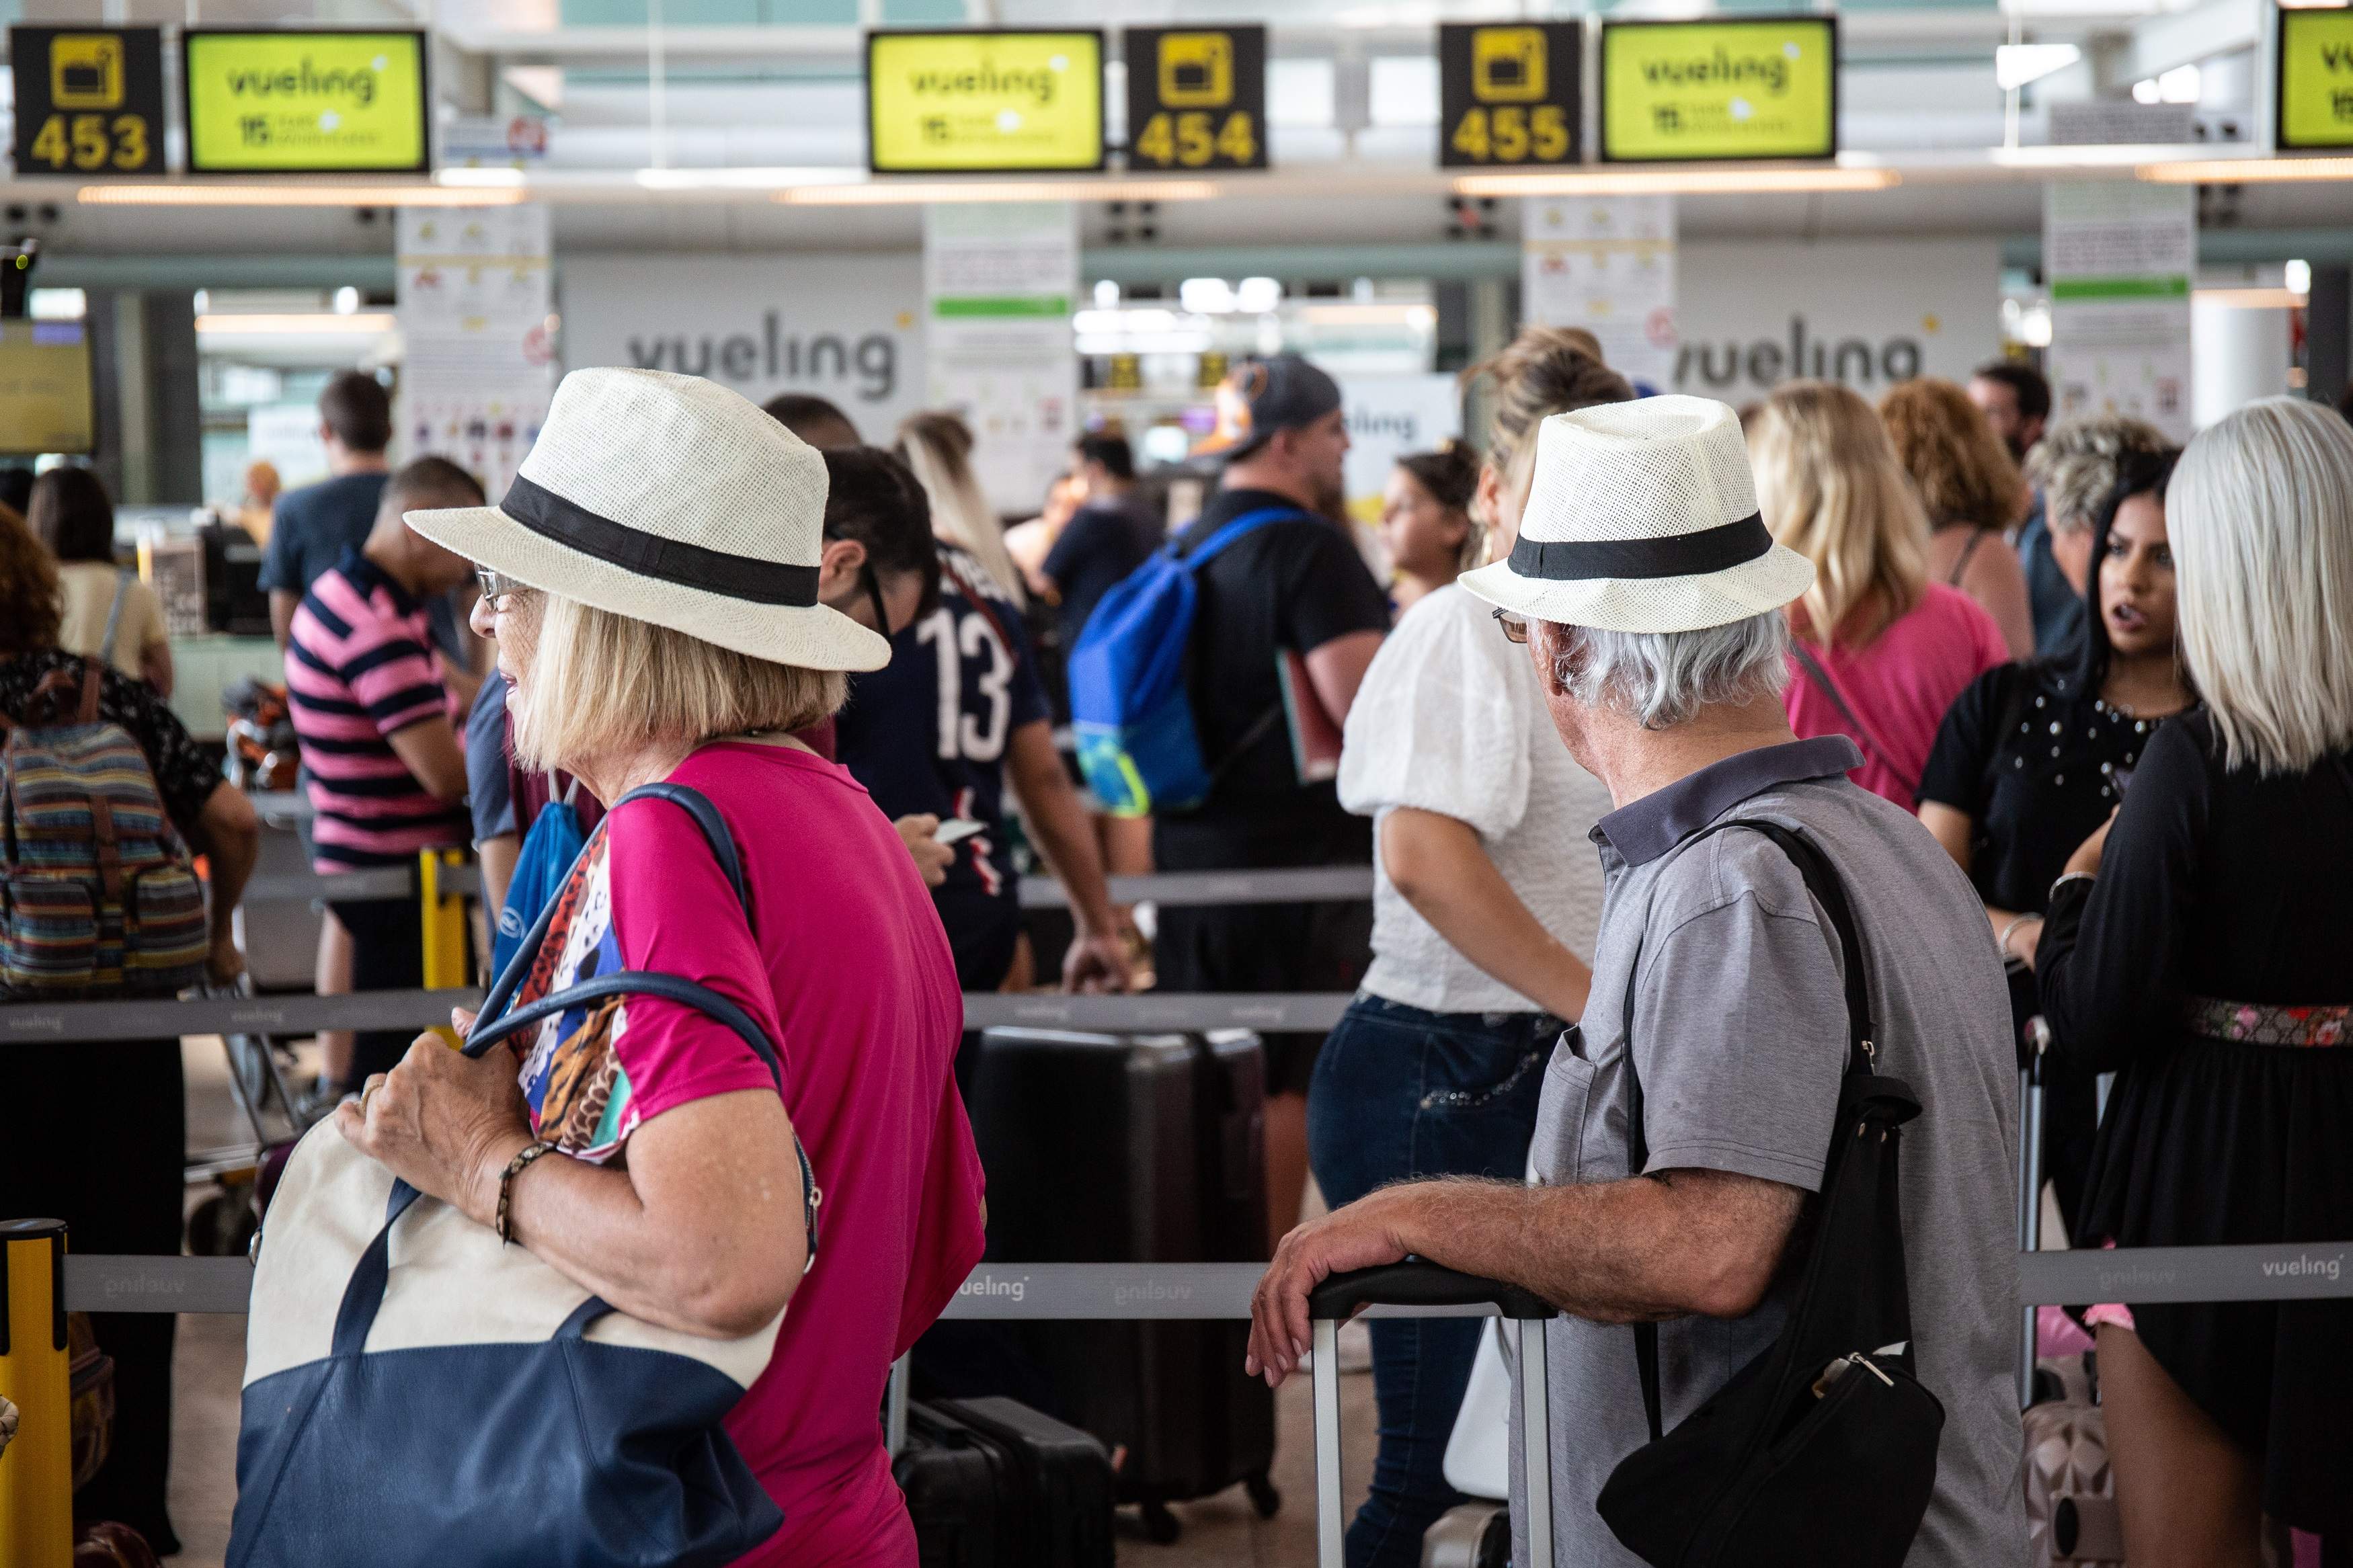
[1595,820,1945,1568]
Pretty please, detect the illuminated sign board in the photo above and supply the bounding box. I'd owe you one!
[9,27,166,177]
[2277,5,2353,151]
[1600,16,1838,163]
[1438,22,1581,167]
[1125,26,1267,171]
[183,30,430,174]
[0,321,97,457]
[867,30,1105,174]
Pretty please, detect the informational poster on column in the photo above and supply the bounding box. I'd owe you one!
[1340,374,1464,578]
[397,204,557,501]
[1521,194,1677,390]
[924,201,1078,514]
[2043,182,2193,444]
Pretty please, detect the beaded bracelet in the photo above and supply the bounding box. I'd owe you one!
[495,1140,560,1245]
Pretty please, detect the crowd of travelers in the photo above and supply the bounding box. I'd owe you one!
[2,335,2347,1568]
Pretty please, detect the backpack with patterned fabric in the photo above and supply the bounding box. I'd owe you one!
[1,659,208,998]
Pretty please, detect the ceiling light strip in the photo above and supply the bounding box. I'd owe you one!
[1451,167,1900,197]
[2139,157,2353,184]
[79,184,526,208]
[776,179,1221,206]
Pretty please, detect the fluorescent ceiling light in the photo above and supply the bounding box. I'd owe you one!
[2286,259,2312,294]
[80,184,522,208]
[636,166,861,192]
[436,167,528,188]
[196,313,399,335]
[777,179,1218,206]
[2141,157,2353,183]
[2193,287,2306,308]
[1995,44,2081,91]
[1453,167,1899,197]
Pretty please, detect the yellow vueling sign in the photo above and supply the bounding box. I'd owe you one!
[2278,7,2353,151]
[184,31,429,173]
[867,31,1105,173]
[1601,17,1837,162]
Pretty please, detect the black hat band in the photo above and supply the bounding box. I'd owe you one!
[500,474,822,608]
[1508,513,1771,583]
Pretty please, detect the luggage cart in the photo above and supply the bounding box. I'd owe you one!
[186,975,323,1257]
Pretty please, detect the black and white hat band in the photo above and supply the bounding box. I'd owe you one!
[501,473,820,609]
[1507,513,1771,583]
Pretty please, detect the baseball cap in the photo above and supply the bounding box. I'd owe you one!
[1194,354,1344,460]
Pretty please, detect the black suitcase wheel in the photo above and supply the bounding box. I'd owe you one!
[1138,1498,1181,1544]
[188,1190,257,1258]
[1246,1473,1281,1518]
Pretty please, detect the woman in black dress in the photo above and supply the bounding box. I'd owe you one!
[0,505,260,1554]
[2037,397,2353,1565]
[1917,446,2190,1231]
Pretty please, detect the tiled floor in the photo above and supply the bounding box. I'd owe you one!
[163,1039,1380,1566]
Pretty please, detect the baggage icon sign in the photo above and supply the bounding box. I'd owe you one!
[1472,28,1547,103]
[50,35,125,110]
[1158,33,1232,108]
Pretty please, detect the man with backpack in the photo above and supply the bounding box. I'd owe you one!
[1082,353,1388,1249]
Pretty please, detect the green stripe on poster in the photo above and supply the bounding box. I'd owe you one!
[932,296,1073,318]
[2050,276,2192,302]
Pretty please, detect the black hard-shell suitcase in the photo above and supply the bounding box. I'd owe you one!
[891,1397,1115,1568]
[965,1027,1279,1542]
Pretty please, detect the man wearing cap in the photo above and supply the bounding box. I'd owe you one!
[1162,353,1392,1249]
[1244,397,2026,1565]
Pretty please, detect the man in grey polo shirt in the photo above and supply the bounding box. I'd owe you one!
[1246,397,2026,1566]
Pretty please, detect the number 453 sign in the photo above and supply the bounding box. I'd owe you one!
[1439,22,1582,167]
[1125,26,1267,171]
[10,28,167,176]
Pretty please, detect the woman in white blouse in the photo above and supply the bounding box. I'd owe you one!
[1308,328,1630,1568]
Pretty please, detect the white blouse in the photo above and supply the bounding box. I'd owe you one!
[1337,585,1613,1016]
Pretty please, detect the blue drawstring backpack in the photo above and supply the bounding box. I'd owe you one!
[491,775,588,981]
[1066,507,1304,817]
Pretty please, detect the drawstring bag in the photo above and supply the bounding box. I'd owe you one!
[491,773,588,981]
[229,784,814,1568]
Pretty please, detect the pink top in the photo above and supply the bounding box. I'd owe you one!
[499,741,984,1566]
[1783,583,2010,807]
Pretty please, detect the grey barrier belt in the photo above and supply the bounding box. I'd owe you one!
[5,990,1356,1044]
[234,861,1373,910]
[56,1245,2353,1317]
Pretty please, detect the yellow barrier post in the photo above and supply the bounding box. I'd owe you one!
[418,848,471,1047]
[0,1219,73,1567]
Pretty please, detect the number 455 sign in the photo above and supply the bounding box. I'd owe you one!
[1440,22,1582,167]
[11,28,167,176]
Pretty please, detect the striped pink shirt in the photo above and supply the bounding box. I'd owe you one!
[286,551,469,873]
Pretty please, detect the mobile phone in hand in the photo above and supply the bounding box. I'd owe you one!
[932,819,986,846]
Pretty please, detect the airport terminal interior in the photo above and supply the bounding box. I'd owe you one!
[1,0,2351,1565]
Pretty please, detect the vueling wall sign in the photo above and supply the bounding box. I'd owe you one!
[868,31,1105,173]
[184,31,430,173]
[1601,17,1838,162]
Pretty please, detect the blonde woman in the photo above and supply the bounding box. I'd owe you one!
[1378,443,1482,614]
[1314,329,1627,1568]
[1748,380,2009,806]
[1880,377,2036,658]
[896,410,1027,609]
[2036,397,2353,1567]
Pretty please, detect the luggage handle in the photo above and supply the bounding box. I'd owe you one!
[1309,1260,1555,1568]
[1308,1260,1553,1323]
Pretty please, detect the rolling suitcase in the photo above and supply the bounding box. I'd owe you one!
[1419,1501,1511,1568]
[1310,1263,1556,1568]
[891,1397,1116,1568]
[961,1027,1278,1542]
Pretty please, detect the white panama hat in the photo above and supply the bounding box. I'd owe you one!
[1459,395,1816,635]
[404,367,890,672]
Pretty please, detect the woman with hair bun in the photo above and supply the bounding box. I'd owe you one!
[1381,442,1482,614]
[1310,328,1629,1567]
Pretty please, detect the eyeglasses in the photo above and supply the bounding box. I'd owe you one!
[474,567,530,609]
[1492,608,1531,645]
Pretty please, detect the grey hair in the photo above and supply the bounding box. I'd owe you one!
[1540,611,1792,730]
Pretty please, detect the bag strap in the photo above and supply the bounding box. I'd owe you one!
[99,571,134,666]
[1790,639,1921,800]
[1945,524,1989,587]
[1622,818,1876,1442]
[1174,505,1311,572]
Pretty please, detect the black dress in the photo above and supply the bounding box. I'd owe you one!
[2037,711,2353,1537]
[0,649,223,1556]
[1918,661,2190,1228]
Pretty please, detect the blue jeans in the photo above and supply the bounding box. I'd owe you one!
[1307,994,1558,1568]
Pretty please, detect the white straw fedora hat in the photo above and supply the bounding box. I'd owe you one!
[1460,395,1815,635]
[404,367,890,672]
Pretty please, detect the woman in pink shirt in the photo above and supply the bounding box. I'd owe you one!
[1747,380,2010,806]
[333,369,984,1565]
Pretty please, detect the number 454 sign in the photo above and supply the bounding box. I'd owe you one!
[10,28,167,176]
[1439,22,1582,167]
[1125,26,1267,171]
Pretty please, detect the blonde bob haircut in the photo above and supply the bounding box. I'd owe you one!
[508,592,846,774]
[1747,380,1930,651]
[2165,396,2353,776]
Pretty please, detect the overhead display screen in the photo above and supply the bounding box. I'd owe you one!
[0,320,97,457]
[2276,5,2353,151]
[1600,16,1838,163]
[9,26,167,177]
[183,30,430,174]
[1438,22,1582,167]
[868,30,1105,173]
[1124,26,1267,171]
